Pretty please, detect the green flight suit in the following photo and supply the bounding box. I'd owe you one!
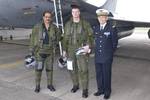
[63,18,93,90]
[29,22,61,86]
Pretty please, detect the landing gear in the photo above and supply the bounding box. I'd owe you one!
[148,29,150,39]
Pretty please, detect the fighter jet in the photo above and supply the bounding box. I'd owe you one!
[0,0,150,38]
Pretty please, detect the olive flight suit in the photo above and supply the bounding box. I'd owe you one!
[63,18,93,91]
[30,22,61,89]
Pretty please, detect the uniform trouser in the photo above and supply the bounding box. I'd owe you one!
[35,54,53,86]
[95,59,112,95]
[69,55,89,90]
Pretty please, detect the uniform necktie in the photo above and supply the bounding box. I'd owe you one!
[100,26,103,31]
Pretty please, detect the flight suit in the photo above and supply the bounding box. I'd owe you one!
[93,21,118,96]
[30,22,61,88]
[63,18,93,91]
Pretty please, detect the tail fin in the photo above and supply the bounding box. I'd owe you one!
[102,0,117,13]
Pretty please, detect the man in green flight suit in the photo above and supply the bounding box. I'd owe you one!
[63,4,93,98]
[29,10,61,93]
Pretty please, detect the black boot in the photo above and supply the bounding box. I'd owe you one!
[34,85,40,93]
[104,94,110,99]
[94,91,104,96]
[71,85,79,93]
[47,85,56,92]
[82,89,88,98]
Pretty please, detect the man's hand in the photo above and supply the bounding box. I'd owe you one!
[62,51,67,57]
[82,45,91,54]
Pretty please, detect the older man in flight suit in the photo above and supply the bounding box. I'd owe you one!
[29,10,61,93]
[93,9,118,99]
[63,4,93,98]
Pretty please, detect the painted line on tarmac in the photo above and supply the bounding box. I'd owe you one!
[0,60,23,69]
[0,41,29,46]
[1,70,34,82]
[7,71,34,82]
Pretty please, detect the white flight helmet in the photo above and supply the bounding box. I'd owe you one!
[24,55,36,69]
[75,47,86,55]
[58,56,67,68]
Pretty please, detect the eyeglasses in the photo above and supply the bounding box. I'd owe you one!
[44,16,51,19]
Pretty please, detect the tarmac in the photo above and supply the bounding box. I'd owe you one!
[0,28,150,100]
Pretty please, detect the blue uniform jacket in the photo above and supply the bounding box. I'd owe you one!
[93,22,118,63]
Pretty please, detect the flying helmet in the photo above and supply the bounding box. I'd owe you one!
[58,56,67,68]
[75,47,86,55]
[24,55,36,69]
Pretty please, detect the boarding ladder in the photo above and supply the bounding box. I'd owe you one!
[53,0,64,34]
[53,0,64,56]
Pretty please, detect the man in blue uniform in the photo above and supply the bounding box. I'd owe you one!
[93,9,118,99]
